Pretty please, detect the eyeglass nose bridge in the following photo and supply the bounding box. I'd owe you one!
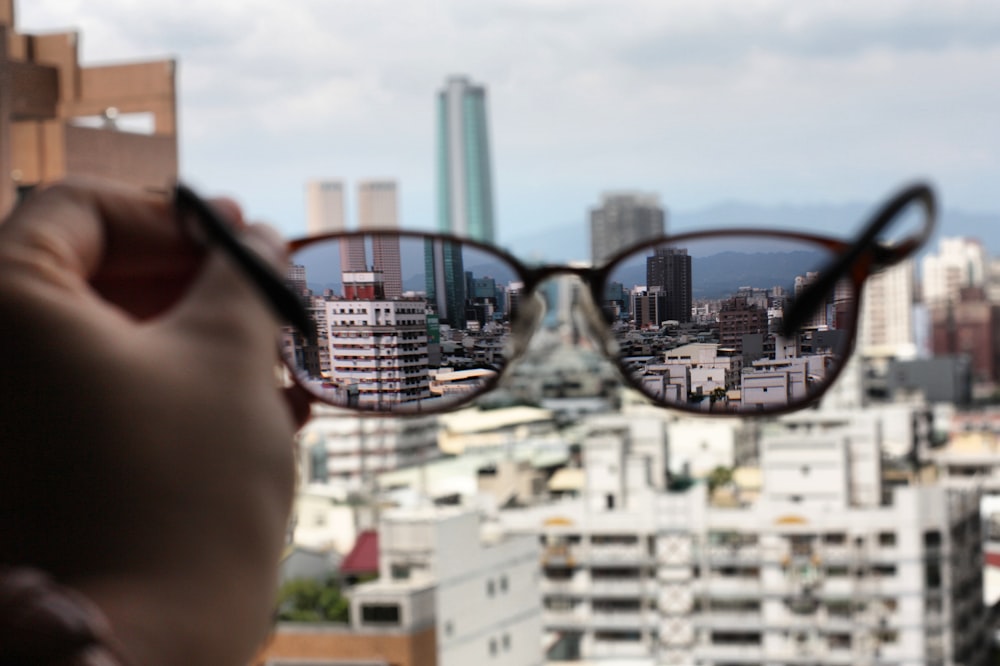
[507,263,621,364]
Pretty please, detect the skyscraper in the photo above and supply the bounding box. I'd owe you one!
[436,75,496,243]
[306,179,365,271]
[358,180,403,299]
[590,193,666,265]
[921,236,989,306]
[859,259,916,359]
[646,247,691,323]
[427,75,495,327]
[306,179,347,235]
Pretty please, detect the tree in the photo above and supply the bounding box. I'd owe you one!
[276,575,350,623]
[707,465,734,495]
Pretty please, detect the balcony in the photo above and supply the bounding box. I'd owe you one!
[694,612,763,629]
[694,644,763,662]
[704,545,762,564]
[590,610,651,628]
[587,545,649,564]
[588,580,649,597]
[587,638,649,660]
[699,576,762,598]
[542,607,589,628]
[540,578,589,596]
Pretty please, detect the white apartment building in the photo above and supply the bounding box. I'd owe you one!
[324,280,431,409]
[495,405,988,666]
[351,507,543,666]
[859,259,918,360]
[297,403,440,486]
[921,237,990,307]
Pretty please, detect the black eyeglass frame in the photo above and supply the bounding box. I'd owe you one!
[284,182,936,417]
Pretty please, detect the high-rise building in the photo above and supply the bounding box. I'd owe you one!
[0,0,177,216]
[306,179,366,271]
[858,259,917,359]
[358,180,403,299]
[436,75,496,243]
[646,247,691,323]
[306,179,347,235]
[921,237,989,307]
[324,272,430,409]
[428,76,494,328]
[590,193,666,265]
[425,238,466,328]
[930,286,1000,384]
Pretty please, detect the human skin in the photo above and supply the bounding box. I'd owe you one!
[0,179,310,666]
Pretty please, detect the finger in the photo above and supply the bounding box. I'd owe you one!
[91,197,247,319]
[1,178,194,286]
[158,224,289,369]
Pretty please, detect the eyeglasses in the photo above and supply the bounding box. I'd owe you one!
[176,183,936,417]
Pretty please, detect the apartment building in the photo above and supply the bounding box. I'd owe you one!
[353,508,543,666]
[265,508,543,666]
[0,0,177,216]
[296,403,439,487]
[495,404,989,666]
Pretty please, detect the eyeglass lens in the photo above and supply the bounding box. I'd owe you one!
[281,231,854,415]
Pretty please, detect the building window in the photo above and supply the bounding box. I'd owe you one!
[489,638,497,656]
[391,564,410,580]
[502,633,511,651]
[361,603,401,626]
[873,564,897,578]
[878,532,896,547]
[500,575,509,592]
[487,579,495,597]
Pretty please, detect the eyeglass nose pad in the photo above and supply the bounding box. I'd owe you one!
[505,289,547,361]
[575,286,622,360]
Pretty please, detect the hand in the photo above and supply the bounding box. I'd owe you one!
[0,179,309,666]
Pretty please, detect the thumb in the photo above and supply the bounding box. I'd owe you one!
[158,224,288,364]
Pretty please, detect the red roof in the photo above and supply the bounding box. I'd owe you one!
[339,530,379,575]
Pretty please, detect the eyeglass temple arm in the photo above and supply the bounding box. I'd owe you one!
[174,184,316,341]
[780,183,936,337]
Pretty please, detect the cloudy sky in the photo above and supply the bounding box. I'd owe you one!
[18,0,1000,247]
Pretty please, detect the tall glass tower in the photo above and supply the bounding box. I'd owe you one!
[427,75,496,328]
[436,75,496,243]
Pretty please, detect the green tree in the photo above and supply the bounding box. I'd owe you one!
[707,465,734,495]
[276,575,350,623]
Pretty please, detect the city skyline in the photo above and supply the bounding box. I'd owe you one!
[17,1,1000,248]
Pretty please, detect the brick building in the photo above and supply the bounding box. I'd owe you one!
[931,286,1000,385]
[0,0,177,216]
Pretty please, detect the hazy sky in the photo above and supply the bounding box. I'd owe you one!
[18,0,1000,244]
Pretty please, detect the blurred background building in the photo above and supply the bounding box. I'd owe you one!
[590,192,666,265]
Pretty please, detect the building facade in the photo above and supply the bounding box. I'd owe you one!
[359,180,403,299]
[495,404,989,666]
[351,508,543,666]
[590,192,666,265]
[0,0,177,216]
[922,237,990,307]
[306,179,347,235]
[646,247,691,324]
[437,75,495,243]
